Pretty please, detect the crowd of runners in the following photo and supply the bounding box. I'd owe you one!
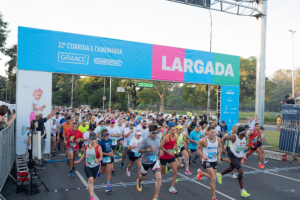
[30,108,269,200]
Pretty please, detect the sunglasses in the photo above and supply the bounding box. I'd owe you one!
[111,122,115,124]
[129,124,133,126]
[152,131,158,135]
[89,138,97,140]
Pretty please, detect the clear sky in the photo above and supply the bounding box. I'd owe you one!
[0,0,299,78]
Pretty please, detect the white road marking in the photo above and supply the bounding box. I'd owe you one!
[76,170,100,200]
[177,172,236,200]
[243,164,300,182]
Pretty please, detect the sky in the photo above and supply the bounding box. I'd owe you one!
[0,0,299,78]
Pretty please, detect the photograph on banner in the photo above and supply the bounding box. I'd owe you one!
[81,105,90,110]
[16,70,52,155]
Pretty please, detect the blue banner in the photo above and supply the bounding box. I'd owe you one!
[282,105,300,121]
[220,85,239,132]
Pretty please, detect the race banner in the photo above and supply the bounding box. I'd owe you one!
[282,105,300,121]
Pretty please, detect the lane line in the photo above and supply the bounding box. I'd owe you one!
[177,172,236,200]
[76,171,100,200]
[243,164,300,182]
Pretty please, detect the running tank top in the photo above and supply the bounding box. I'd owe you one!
[202,136,218,162]
[249,130,260,145]
[200,129,206,138]
[230,135,246,158]
[162,128,168,136]
[84,144,101,168]
[174,133,184,153]
[160,134,177,159]
[63,122,72,137]
[225,131,232,147]
[89,121,97,130]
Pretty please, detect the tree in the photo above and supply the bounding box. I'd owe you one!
[3,45,17,103]
[0,12,9,55]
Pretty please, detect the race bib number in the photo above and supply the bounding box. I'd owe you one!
[87,157,95,164]
[134,152,140,157]
[167,149,173,154]
[127,140,130,145]
[103,156,111,163]
[70,143,76,148]
[208,152,216,159]
[253,138,257,143]
[148,155,156,162]
[236,147,244,153]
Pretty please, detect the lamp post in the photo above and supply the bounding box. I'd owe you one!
[289,30,296,98]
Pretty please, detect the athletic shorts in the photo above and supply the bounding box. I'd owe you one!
[122,147,129,154]
[128,151,141,162]
[228,151,242,170]
[84,165,100,179]
[59,132,64,139]
[226,147,231,154]
[141,161,161,176]
[203,161,218,169]
[112,145,117,151]
[249,144,258,152]
[175,153,182,158]
[180,146,185,152]
[117,138,124,143]
[257,141,262,148]
[67,147,78,155]
[189,148,196,153]
[101,156,114,166]
[51,134,56,137]
[160,157,176,166]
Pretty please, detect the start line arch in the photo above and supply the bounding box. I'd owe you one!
[16,27,240,155]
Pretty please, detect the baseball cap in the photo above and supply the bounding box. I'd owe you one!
[244,125,250,128]
[137,116,142,121]
[110,119,116,123]
[176,125,183,129]
[135,130,142,135]
[89,132,97,139]
[35,111,42,117]
[98,113,101,116]
[260,126,265,130]
[82,118,87,122]
[237,126,246,135]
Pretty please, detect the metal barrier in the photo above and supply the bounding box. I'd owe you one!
[0,121,16,199]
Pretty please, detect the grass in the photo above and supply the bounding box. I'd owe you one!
[263,130,280,149]
[164,110,277,118]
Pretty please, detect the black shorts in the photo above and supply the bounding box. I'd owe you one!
[160,157,176,166]
[257,141,262,148]
[84,165,100,179]
[141,161,161,176]
[112,145,117,151]
[175,153,182,158]
[59,132,64,139]
[226,147,231,154]
[203,161,218,169]
[228,151,242,170]
[250,144,258,152]
[128,151,141,162]
[180,146,185,152]
[101,156,115,166]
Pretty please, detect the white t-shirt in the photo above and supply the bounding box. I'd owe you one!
[117,125,125,140]
[129,137,142,153]
[211,115,218,121]
[83,131,90,146]
[51,124,57,137]
[140,127,149,138]
[123,127,135,147]
[106,126,121,145]
[95,117,101,124]
[52,117,61,127]
[215,126,221,134]
[248,120,255,130]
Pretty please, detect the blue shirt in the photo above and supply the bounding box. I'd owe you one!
[134,121,141,127]
[220,125,228,133]
[60,118,66,133]
[99,139,113,153]
[188,130,201,149]
[168,122,176,127]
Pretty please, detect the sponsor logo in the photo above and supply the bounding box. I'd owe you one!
[58,52,89,65]
[282,109,298,114]
[94,58,122,66]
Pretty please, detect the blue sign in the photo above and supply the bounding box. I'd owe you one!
[282,105,300,121]
[220,85,239,132]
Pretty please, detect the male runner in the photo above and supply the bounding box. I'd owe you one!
[196,127,222,200]
[241,123,265,169]
[188,125,202,166]
[218,126,250,197]
[137,125,162,200]
[58,116,72,163]
[160,125,178,194]
[64,122,83,176]
[106,119,121,173]
[121,121,135,168]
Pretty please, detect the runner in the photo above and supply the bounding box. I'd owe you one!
[74,132,103,200]
[106,119,121,173]
[89,115,98,130]
[257,126,268,164]
[196,127,222,200]
[121,121,135,168]
[161,122,168,136]
[126,130,142,177]
[64,122,83,176]
[241,123,265,168]
[218,126,251,197]
[58,116,72,163]
[140,120,150,138]
[116,119,125,156]
[99,129,114,192]
[160,125,179,194]
[136,125,162,200]
[51,119,57,156]
[175,125,192,175]
[188,125,202,166]
[188,117,197,134]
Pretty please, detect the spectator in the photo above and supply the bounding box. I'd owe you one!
[247,114,258,130]
[0,105,16,131]
[214,119,221,137]
[210,111,218,121]
[295,91,300,104]
[199,111,207,121]
[281,95,295,105]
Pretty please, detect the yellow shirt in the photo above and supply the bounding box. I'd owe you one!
[78,125,89,133]
[277,118,281,123]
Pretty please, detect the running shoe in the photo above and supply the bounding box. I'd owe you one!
[106,186,112,192]
[111,167,115,174]
[72,167,76,173]
[197,169,203,181]
[169,187,178,194]
[241,190,250,197]
[90,197,94,200]
[120,162,124,168]
[126,168,130,177]
[231,174,238,179]
[216,173,222,184]
[264,160,269,165]
[191,159,196,166]
[212,197,217,200]
[258,163,265,169]
[136,179,142,192]
[119,152,122,156]
[185,170,192,175]
[181,164,185,168]
[166,164,170,174]
[69,171,73,176]
[241,158,245,164]
[153,197,160,200]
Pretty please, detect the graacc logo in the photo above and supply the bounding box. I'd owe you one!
[94,58,122,66]
[58,52,89,65]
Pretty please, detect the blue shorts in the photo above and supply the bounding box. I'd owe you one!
[189,148,196,153]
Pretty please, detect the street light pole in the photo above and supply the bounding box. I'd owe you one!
[71,75,74,108]
[289,30,296,98]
